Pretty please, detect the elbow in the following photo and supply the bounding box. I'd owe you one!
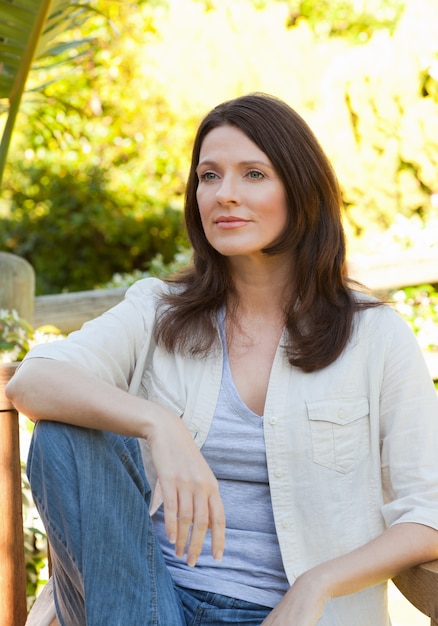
[5,358,65,420]
[5,371,23,405]
[5,374,37,423]
[411,524,438,564]
[5,361,34,409]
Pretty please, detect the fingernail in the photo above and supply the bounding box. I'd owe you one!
[214,550,223,562]
[188,555,197,567]
[168,532,176,544]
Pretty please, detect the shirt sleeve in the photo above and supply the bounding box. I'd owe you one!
[377,306,438,530]
[23,277,166,392]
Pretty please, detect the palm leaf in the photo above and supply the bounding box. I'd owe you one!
[0,0,96,186]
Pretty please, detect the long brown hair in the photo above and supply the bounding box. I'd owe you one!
[155,93,377,371]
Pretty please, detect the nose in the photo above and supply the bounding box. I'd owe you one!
[215,174,240,205]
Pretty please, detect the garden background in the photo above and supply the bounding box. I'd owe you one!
[1,0,438,623]
[1,0,438,295]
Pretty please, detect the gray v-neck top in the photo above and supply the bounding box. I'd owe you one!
[152,310,289,608]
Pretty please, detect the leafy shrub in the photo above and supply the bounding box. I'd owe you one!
[0,309,34,362]
[103,247,192,288]
[0,165,188,294]
[391,284,438,352]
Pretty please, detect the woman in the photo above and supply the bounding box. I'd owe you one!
[7,93,438,626]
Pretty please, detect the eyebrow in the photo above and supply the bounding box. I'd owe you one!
[196,159,274,170]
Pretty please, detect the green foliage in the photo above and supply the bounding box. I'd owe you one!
[1,1,190,293]
[286,0,405,40]
[0,308,34,361]
[0,0,100,186]
[103,247,192,288]
[0,307,63,361]
[1,0,438,293]
[0,163,187,293]
[391,284,438,352]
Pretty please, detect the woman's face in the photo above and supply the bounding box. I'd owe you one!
[196,125,288,261]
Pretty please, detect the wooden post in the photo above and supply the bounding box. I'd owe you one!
[393,560,438,625]
[0,362,27,626]
[0,252,33,623]
[0,251,35,321]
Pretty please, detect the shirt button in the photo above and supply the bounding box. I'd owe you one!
[281,521,290,529]
[338,409,345,419]
[269,417,277,425]
[275,469,282,478]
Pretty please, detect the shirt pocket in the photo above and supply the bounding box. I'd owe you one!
[306,396,370,474]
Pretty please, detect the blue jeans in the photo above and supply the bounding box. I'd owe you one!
[27,421,272,625]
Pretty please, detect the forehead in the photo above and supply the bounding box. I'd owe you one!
[198,125,269,163]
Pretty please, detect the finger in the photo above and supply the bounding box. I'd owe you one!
[175,490,194,559]
[209,492,226,562]
[186,491,210,567]
[161,482,178,546]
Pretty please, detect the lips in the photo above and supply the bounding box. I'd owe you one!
[215,215,249,229]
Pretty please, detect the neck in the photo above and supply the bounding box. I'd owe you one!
[227,254,293,318]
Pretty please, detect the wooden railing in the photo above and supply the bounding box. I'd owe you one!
[28,250,438,334]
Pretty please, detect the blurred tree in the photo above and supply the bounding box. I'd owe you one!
[313,0,438,240]
[0,163,187,293]
[286,0,405,40]
[0,0,101,187]
[0,0,189,293]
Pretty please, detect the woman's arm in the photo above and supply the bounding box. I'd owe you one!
[7,358,165,436]
[262,522,438,625]
[6,358,226,566]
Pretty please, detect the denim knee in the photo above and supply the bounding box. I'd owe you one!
[27,420,151,506]
[27,421,78,483]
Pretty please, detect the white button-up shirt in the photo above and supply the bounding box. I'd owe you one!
[26,277,438,625]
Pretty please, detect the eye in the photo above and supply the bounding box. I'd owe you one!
[247,169,264,180]
[199,171,218,182]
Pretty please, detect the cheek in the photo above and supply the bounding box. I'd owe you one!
[196,188,205,213]
[196,190,211,224]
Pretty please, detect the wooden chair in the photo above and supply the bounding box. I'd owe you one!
[2,362,438,626]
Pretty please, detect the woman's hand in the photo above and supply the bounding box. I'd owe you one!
[262,522,438,625]
[146,409,226,567]
[261,571,328,626]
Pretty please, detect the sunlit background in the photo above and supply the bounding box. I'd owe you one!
[1,0,438,294]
